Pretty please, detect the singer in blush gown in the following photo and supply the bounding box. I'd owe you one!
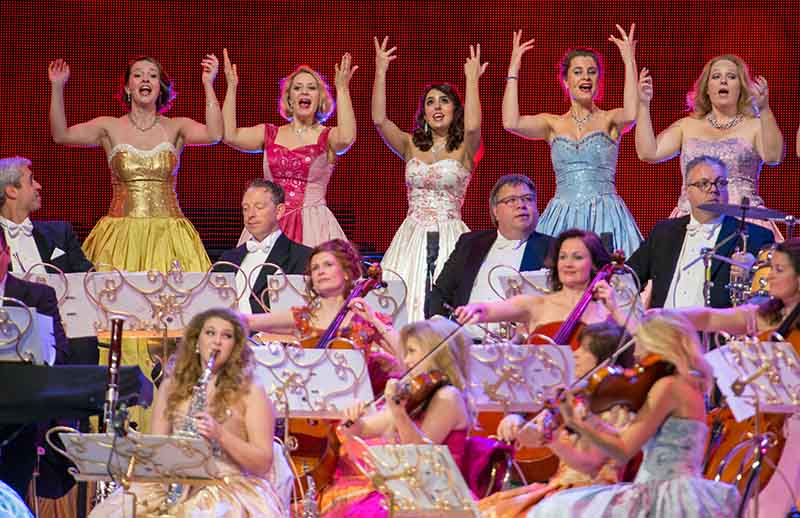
[502,28,643,256]
[222,50,357,247]
[635,54,784,239]
[372,37,487,323]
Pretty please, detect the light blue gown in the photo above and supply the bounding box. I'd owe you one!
[528,416,740,518]
[535,131,643,256]
[0,481,32,518]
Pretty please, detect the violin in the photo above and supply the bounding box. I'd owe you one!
[391,369,451,417]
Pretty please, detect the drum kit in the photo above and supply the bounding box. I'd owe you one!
[695,200,797,306]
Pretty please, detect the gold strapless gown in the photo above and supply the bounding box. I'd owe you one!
[83,142,211,432]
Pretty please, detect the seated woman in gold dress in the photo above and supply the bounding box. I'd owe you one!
[89,308,286,517]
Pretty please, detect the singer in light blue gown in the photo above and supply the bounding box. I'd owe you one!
[0,481,32,518]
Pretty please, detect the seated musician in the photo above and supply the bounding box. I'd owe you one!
[454,228,635,440]
[526,312,739,517]
[322,317,504,516]
[478,322,635,518]
[89,308,286,517]
[671,237,800,517]
[246,238,402,394]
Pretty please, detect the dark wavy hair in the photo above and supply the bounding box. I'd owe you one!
[116,56,176,114]
[304,239,364,303]
[758,238,800,331]
[165,308,253,423]
[411,83,465,152]
[558,48,604,102]
[545,228,611,292]
[578,321,633,369]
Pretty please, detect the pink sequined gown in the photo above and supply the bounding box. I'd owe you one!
[238,123,348,247]
[671,137,782,239]
[381,158,472,322]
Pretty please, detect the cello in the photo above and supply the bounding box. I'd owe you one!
[285,264,387,497]
[479,252,629,484]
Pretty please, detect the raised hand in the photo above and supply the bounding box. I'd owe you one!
[335,52,358,90]
[751,75,770,112]
[223,48,238,87]
[373,36,397,75]
[508,30,535,75]
[453,303,487,325]
[608,23,637,63]
[592,279,619,313]
[638,67,653,105]
[464,44,488,80]
[201,54,219,85]
[48,59,70,87]
[496,413,525,442]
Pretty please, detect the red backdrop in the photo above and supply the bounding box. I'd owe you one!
[1,1,798,256]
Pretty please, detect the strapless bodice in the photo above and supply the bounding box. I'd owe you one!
[405,158,471,228]
[106,142,183,218]
[549,131,619,199]
[635,416,707,482]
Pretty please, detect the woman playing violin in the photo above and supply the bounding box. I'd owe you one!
[527,311,739,517]
[479,322,635,518]
[455,228,632,439]
[677,238,800,340]
[246,238,401,393]
[321,317,497,517]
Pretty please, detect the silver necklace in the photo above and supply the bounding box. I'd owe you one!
[570,109,593,133]
[292,123,316,137]
[706,112,743,130]
[128,112,160,132]
[430,139,447,157]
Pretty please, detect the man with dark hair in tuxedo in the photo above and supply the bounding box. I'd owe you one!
[427,174,553,338]
[628,155,774,309]
[216,179,311,314]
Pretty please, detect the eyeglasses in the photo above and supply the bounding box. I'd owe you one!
[496,194,535,206]
[687,177,729,192]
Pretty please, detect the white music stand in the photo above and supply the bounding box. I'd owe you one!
[252,344,374,419]
[466,342,575,413]
[344,439,480,518]
[705,339,800,422]
[266,273,408,326]
[0,302,56,365]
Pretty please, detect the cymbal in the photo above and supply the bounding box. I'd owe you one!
[698,202,787,221]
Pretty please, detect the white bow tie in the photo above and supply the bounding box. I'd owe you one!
[246,240,272,254]
[686,222,720,239]
[2,220,33,238]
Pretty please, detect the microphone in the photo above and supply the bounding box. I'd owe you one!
[730,364,770,396]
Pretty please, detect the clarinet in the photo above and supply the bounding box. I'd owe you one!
[163,349,219,509]
[95,317,124,503]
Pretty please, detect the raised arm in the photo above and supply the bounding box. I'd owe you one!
[453,294,535,326]
[221,48,266,152]
[634,67,682,162]
[327,53,358,155]
[372,36,411,159]
[676,304,755,336]
[607,24,638,133]
[48,59,112,147]
[175,54,223,146]
[502,31,552,140]
[751,76,784,164]
[462,44,487,161]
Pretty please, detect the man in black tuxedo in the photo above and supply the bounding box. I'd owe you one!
[0,224,72,503]
[0,156,95,365]
[216,179,311,314]
[427,174,553,328]
[628,155,774,309]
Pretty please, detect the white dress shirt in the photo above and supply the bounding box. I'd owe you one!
[466,232,528,338]
[664,215,724,309]
[0,217,42,273]
[237,229,282,314]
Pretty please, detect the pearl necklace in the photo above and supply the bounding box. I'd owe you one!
[128,112,160,132]
[706,112,743,131]
[570,109,594,133]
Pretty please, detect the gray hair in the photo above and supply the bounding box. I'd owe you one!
[0,157,32,208]
[684,155,727,182]
[246,178,285,205]
[489,174,537,225]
